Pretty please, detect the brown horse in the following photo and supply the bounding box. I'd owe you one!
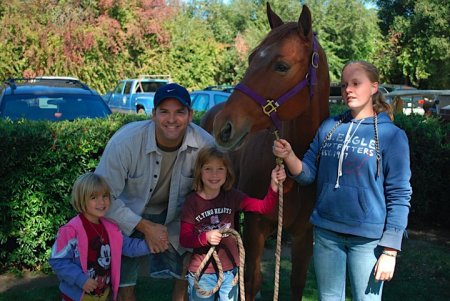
[201,3,329,300]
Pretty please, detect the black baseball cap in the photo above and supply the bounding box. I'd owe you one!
[153,83,191,108]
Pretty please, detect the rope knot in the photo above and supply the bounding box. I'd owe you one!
[194,228,245,300]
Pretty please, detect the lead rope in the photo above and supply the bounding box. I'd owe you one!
[194,228,245,300]
[273,130,284,301]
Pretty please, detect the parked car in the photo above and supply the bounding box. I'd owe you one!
[379,84,417,94]
[328,82,410,104]
[384,89,450,116]
[204,85,235,93]
[105,75,171,116]
[0,77,111,121]
[190,90,231,113]
[439,105,450,122]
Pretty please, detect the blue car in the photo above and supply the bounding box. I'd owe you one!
[190,90,231,113]
[105,75,171,116]
[0,77,111,121]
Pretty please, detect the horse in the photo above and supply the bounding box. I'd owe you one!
[201,3,330,300]
[391,96,404,114]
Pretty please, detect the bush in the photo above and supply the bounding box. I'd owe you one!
[0,108,448,271]
[0,114,146,271]
[393,114,450,228]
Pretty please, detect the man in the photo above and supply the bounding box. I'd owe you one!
[95,83,214,301]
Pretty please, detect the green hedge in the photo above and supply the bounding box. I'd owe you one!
[0,109,448,272]
[0,114,146,272]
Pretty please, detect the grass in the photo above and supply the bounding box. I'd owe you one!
[1,230,449,301]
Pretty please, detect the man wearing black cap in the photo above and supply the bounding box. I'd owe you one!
[96,83,214,301]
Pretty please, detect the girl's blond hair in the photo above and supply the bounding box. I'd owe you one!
[193,146,235,192]
[342,60,393,120]
[71,172,110,213]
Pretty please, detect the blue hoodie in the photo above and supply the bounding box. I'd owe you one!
[294,111,411,250]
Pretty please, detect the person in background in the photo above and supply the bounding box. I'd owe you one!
[180,146,286,301]
[273,60,412,300]
[95,83,214,301]
[49,172,151,301]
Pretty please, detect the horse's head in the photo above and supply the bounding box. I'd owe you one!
[213,4,328,150]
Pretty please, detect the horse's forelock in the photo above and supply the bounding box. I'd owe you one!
[249,23,303,64]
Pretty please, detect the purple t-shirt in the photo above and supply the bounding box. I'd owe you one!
[180,187,277,273]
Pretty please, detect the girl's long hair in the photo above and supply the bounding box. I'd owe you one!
[193,146,235,192]
[342,60,393,120]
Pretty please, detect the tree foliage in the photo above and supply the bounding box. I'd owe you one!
[0,0,176,93]
[0,0,448,94]
[375,0,450,88]
[305,0,381,82]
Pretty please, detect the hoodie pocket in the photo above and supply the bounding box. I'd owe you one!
[316,183,369,222]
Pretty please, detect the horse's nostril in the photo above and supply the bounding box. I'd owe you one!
[220,122,232,143]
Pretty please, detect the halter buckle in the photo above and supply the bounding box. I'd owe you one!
[262,99,279,116]
[311,52,319,69]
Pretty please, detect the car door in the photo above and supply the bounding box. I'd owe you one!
[120,81,134,113]
[191,93,210,112]
[214,93,229,106]
[108,82,126,112]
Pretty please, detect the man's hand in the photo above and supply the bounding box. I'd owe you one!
[82,278,98,293]
[136,219,169,253]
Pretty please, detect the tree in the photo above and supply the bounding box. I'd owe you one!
[0,0,175,93]
[162,11,224,89]
[306,0,381,82]
[375,0,450,88]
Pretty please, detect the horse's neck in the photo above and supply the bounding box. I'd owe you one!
[281,117,314,156]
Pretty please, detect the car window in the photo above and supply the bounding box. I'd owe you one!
[113,82,125,94]
[191,94,209,112]
[214,94,229,105]
[1,94,110,121]
[124,82,132,94]
[140,82,156,93]
[330,85,342,97]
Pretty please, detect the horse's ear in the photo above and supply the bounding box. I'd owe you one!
[298,5,313,39]
[267,2,284,29]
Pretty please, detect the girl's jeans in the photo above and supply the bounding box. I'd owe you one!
[313,227,384,301]
[186,267,238,301]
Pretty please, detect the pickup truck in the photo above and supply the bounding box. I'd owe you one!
[105,75,171,115]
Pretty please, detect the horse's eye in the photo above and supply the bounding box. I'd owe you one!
[274,62,289,73]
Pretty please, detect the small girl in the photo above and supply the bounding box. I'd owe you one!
[49,172,151,301]
[180,146,286,301]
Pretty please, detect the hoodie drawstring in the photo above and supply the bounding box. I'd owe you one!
[335,118,364,189]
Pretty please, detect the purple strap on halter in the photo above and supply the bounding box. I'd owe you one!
[234,84,267,107]
[235,34,319,130]
[309,33,319,96]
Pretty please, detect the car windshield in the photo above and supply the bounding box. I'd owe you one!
[136,81,167,93]
[191,93,209,112]
[0,94,111,121]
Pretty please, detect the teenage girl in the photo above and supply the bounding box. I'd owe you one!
[273,61,412,300]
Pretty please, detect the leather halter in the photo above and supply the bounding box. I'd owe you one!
[234,34,319,130]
